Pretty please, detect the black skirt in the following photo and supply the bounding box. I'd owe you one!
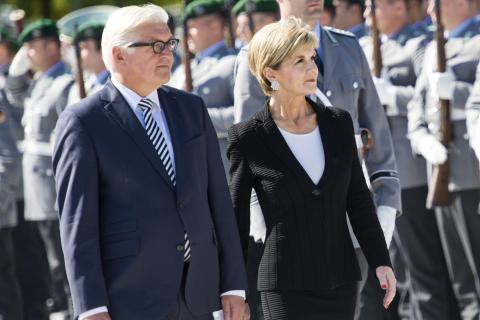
[260,283,358,320]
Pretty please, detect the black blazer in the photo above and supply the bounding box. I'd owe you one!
[227,98,391,291]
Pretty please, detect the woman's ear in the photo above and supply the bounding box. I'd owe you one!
[263,67,276,82]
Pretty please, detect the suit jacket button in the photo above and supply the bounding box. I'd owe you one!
[176,244,184,252]
[312,189,321,196]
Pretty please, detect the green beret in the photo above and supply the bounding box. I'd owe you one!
[0,26,19,48]
[345,0,365,5]
[184,0,225,21]
[324,0,334,9]
[19,19,58,45]
[73,22,105,44]
[232,0,278,16]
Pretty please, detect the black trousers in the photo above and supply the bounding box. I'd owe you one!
[435,189,480,320]
[36,219,70,313]
[396,186,460,320]
[163,263,214,320]
[0,227,23,320]
[246,237,265,320]
[12,200,51,320]
[260,283,357,320]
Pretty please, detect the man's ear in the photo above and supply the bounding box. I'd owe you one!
[112,46,127,65]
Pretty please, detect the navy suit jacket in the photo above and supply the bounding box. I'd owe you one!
[53,80,247,319]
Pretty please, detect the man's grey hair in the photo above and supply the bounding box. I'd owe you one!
[101,4,169,71]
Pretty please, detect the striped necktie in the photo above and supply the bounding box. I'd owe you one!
[139,97,191,262]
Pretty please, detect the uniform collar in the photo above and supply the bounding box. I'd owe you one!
[196,40,227,63]
[42,60,65,78]
[445,17,475,39]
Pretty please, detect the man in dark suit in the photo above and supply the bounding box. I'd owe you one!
[52,4,247,320]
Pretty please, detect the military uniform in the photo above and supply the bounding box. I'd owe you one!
[169,0,238,173]
[0,38,23,319]
[408,17,480,319]
[67,22,109,106]
[16,20,75,317]
[360,24,461,320]
[466,63,480,163]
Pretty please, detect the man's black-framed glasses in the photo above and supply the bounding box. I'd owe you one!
[126,38,179,54]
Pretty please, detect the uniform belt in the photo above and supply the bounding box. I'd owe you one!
[450,108,466,121]
[22,140,53,156]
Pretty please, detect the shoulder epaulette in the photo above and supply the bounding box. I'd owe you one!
[323,26,356,38]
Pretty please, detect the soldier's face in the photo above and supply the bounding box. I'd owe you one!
[236,13,277,44]
[117,22,174,89]
[79,39,103,72]
[278,0,324,26]
[375,0,406,34]
[268,45,318,96]
[427,0,474,28]
[333,0,359,29]
[25,38,51,71]
[187,14,224,53]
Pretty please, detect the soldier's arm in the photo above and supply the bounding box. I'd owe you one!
[356,39,401,213]
[466,63,480,158]
[4,74,30,109]
[233,47,266,124]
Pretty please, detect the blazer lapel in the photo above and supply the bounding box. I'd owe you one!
[101,81,175,190]
[157,86,191,202]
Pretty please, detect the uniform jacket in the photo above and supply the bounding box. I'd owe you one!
[361,25,430,189]
[20,61,74,220]
[466,62,480,158]
[408,18,480,191]
[169,42,238,171]
[234,26,401,212]
[53,81,247,319]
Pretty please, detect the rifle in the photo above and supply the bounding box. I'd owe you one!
[182,0,194,92]
[426,0,451,208]
[370,0,382,78]
[245,0,256,38]
[73,24,87,99]
[224,0,236,48]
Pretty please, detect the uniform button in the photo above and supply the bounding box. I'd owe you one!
[45,168,53,176]
[326,90,332,97]
[176,244,184,252]
[312,189,321,196]
[353,81,359,89]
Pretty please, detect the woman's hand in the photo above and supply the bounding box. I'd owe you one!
[376,266,396,309]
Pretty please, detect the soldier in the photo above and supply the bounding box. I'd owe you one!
[233,0,401,317]
[360,0,460,319]
[15,19,74,319]
[407,0,480,317]
[320,0,336,26]
[333,0,368,38]
[67,22,109,105]
[466,63,480,163]
[169,0,238,173]
[232,0,279,46]
[0,25,23,320]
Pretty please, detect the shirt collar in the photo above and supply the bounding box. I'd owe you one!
[445,17,474,39]
[110,75,161,112]
[196,40,226,63]
[348,23,364,35]
[43,60,64,78]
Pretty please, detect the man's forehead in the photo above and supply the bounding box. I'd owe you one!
[135,22,171,38]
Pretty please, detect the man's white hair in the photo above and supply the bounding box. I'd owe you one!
[101,4,169,71]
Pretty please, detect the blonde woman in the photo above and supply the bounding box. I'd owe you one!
[227,17,396,319]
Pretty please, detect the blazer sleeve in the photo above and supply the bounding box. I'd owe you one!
[343,112,393,270]
[226,125,254,261]
[52,110,109,317]
[202,102,248,293]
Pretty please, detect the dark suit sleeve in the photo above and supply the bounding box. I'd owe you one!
[52,110,109,317]
[226,125,254,261]
[202,102,248,293]
[343,112,392,270]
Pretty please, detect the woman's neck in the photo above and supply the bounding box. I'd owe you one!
[269,94,317,133]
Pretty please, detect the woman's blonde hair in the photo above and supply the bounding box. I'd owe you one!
[248,17,319,96]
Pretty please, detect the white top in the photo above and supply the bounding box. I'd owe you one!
[278,126,325,184]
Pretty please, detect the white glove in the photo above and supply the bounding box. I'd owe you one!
[249,198,266,243]
[429,69,455,101]
[472,125,480,162]
[377,206,396,248]
[373,77,396,106]
[416,134,448,165]
[9,46,31,77]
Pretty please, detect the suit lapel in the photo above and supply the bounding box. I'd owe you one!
[255,99,335,191]
[157,87,191,202]
[101,81,175,190]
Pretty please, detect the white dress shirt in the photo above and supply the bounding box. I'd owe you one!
[79,77,243,320]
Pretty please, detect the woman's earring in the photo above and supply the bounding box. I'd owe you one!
[271,80,280,91]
